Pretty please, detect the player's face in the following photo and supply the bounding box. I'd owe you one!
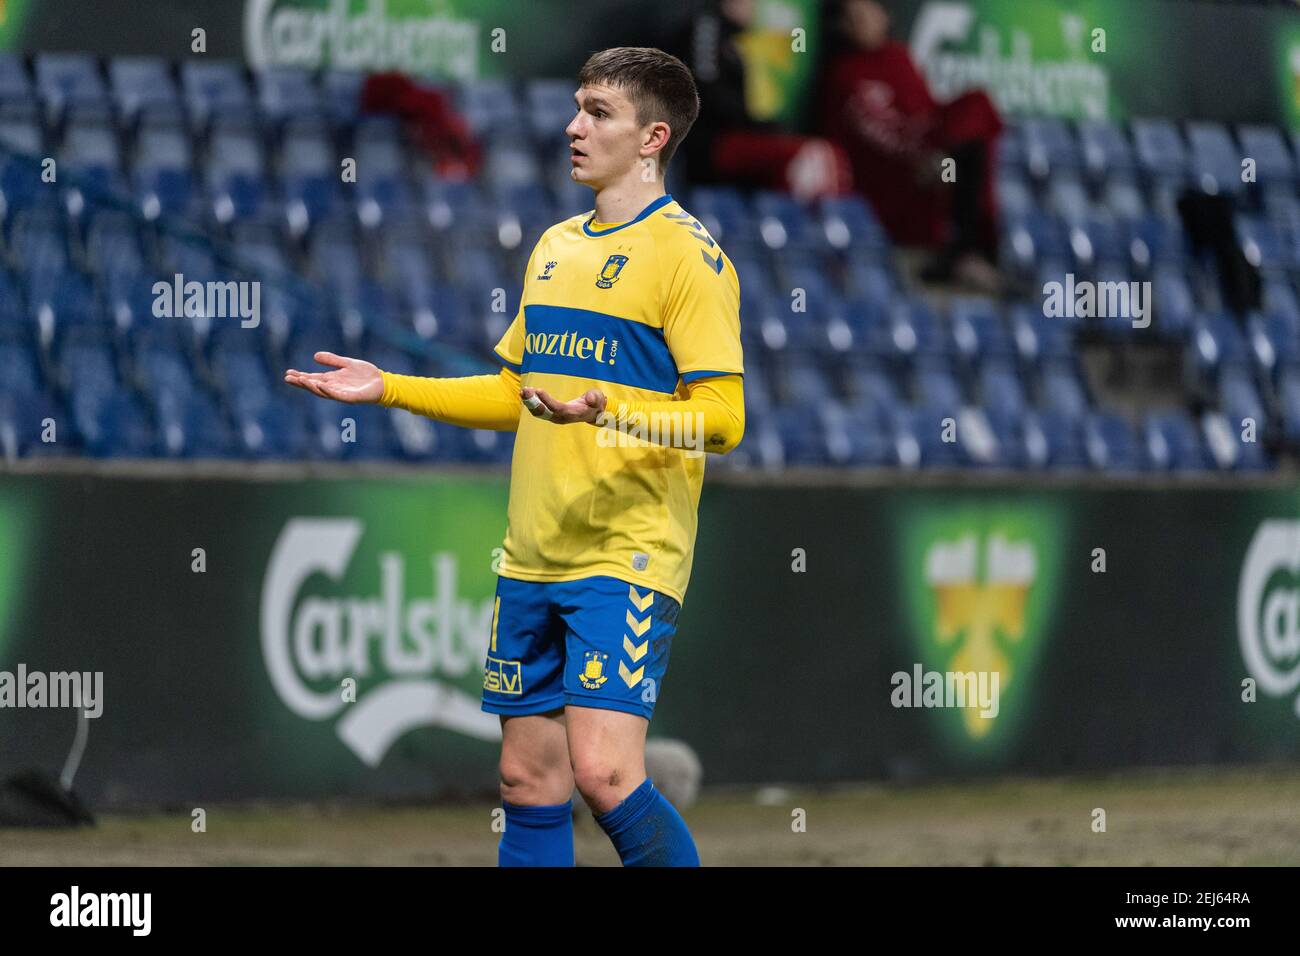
[566,83,656,188]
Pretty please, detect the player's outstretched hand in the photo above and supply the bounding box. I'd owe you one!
[521,385,606,424]
[283,352,384,404]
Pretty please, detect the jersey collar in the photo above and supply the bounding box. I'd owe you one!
[582,193,675,237]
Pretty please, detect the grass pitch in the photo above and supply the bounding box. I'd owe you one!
[3,765,1298,866]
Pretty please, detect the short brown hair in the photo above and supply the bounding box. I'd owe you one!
[577,47,700,174]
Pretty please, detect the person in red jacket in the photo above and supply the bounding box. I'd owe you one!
[816,0,1003,291]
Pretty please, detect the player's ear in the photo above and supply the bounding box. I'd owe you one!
[647,121,670,153]
[640,122,670,177]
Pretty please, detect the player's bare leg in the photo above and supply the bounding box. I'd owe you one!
[565,705,648,813]
[498,709,573,805]
[566,704,700,865]
[495,709,576,866]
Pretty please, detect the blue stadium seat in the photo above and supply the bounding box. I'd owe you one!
[996,167,1037,220]
[305,398,399,461]
[1008,304,1072,368]
[688,186,752,246]
[9,206,68,276]
[456,78,522,142]
[1187,313,1250,391]
[1237,215,1294,274]
[233,401,311,459]
[949,296,1010,364]
[1186,121,1244,196]
[816,193,886,252]
[1219,365,1266,432]
[1045,172,1091,223]
[0,99,42,155]
[1201,410,1269,471]
[1032,410,1089,470]
[205,117,271,223]
[133,119,196,220]
[1039,357,1090,419]
[978,359,1028,419]
[1239,124,1295,186]
[1144,411,1209,471]
[895,404,964,469]
[180,60,252,131]
[1084,412,1144,472]
[1100,173,1147,222]
[911,357,964,415]
[322,70,365,127]
[256,67,324,125]
[35,53,109,125]
[151,386,229,458]
[108,57,181,124]
[1018,117,1079,179]
[0,339,42,397]
[60,116,124,194]
[1078,119,1135,181]
[753,190,817,252]
[280,120,342,235]
[1072,214,1129,268]
[0,387,64,458]
[1150,265,1195,340]
[525,78,576,146]
[1130,215,1189,270]
[1131,118,1188,178]
[0,54,32,103]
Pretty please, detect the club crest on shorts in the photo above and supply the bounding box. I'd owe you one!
[596,254,629,288]
[579,651,609,689]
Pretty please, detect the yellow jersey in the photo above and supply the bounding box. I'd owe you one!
[492,192,744,606]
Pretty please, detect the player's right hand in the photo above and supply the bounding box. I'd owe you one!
[283,352,384,404]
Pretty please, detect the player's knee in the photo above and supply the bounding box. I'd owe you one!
[571,759,629,813]
[499,751,571,805]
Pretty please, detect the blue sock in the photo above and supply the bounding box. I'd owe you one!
[594,777,700,867]
[498,799,575,867]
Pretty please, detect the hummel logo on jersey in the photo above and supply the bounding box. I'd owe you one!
[536,260,558,280]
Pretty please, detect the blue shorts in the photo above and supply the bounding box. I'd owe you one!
[481,574,681,720]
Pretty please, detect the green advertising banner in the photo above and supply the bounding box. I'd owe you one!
[887,0,1285,123]
[0,0,30,50]
[2,469,1298,810]
[3,1,1293,125]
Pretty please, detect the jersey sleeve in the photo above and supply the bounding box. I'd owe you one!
[661,241,744,384]
[492,312,524,374]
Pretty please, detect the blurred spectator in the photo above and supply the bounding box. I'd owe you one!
[361,72,482,179]
[816,0,1003,291]
[668,0,852,199]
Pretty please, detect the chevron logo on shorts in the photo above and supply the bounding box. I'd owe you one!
[621,585,654,687]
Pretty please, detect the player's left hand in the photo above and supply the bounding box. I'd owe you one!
[521,385,606,424]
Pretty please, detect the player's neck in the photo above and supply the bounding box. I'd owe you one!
[592,176,667,224]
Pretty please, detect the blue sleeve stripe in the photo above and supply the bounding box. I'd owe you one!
[681,369,742,383]
[495,350,522,373]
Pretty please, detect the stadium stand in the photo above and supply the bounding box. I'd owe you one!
[0,54,1288,472]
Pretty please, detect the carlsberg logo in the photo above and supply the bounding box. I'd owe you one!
[1238,521,1300,717]
[260,518,500,766]
[244,0,479,80]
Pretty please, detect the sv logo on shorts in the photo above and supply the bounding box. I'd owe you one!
[578,651,609,689]
[484,656,523,695]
